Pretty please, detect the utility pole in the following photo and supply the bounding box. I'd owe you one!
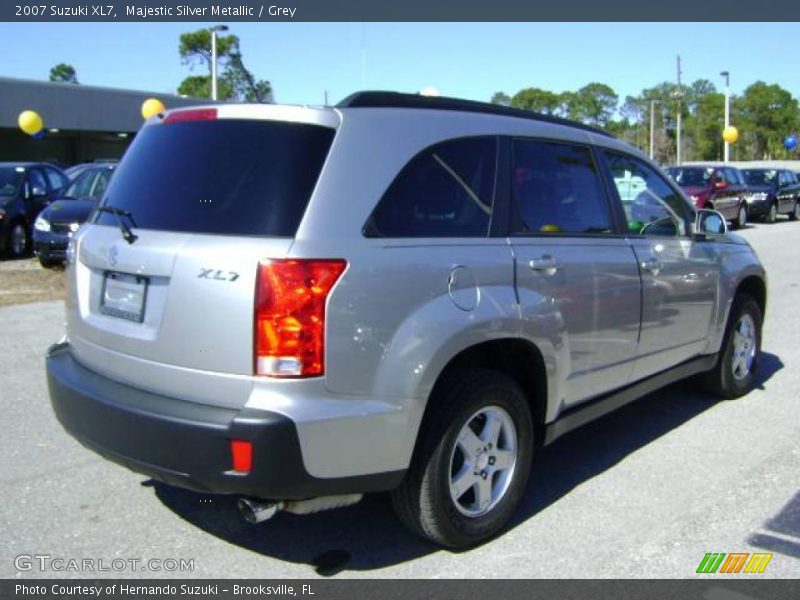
[675,55,683,165]
[324,90,329,106]
[721,70,731,162]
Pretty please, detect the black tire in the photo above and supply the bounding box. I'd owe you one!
[703,294,762,399]
[391,370,534,549]
[789,201,799,221]
[5,220,29,258]
[38,256,62,269]
[732,203,747,230]
[766,201,778,224]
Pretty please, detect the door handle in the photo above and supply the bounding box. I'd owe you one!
[529,256,561,273]
[640,258,663,275]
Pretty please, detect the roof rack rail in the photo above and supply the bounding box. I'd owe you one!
[336,91,613,138]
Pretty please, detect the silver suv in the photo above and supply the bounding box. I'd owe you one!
[46,92,767,549]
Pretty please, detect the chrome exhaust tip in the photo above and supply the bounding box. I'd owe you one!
[237,498,281,524]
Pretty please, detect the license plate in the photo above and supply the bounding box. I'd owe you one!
[99,272,148,323]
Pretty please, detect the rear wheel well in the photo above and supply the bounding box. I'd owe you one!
[424,339,548,435]
[736,276,766,319]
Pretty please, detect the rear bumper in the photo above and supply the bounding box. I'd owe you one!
[46,343,405,499]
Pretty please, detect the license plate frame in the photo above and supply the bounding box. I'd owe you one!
[99,271,149,323]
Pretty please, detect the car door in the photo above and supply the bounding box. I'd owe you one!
[777,171,796,212]
[599,150,720,382]
[43,166,69,198]
[24,168,51,224]
[712,168,737,219]
[509,138,641,407]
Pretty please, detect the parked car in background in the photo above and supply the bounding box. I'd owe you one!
[740,168,800,223]
[65,159,118,181]
[33,163,116,267]
[0,162,69,258]
[666,165,748,229]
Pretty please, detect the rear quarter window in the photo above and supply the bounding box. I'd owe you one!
[94,119,335,237]
[364,136,498,238]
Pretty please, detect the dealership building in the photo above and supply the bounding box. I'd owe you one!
[0,76,207,166]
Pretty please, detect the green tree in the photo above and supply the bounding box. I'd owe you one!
[735,81,799,159]
[49,63,78,84]
[571,83,619,127]
[510,87,561,115]
[177,29,273,102]
[490,91,511,106]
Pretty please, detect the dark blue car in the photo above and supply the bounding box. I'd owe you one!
[0,162,69,259]
[33,163,116,267]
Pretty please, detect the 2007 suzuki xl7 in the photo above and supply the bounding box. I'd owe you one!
[46,92,767,548]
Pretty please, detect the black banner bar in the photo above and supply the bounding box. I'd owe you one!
[3,0,800,22]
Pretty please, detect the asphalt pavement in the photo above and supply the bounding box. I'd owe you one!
[1,220,799,579]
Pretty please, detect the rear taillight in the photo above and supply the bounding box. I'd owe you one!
[163,108,218,123]
[255,259,347,378]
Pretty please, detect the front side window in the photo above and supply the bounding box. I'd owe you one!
[603,151,689,237]
[365,137,497,238]
[511,140,612,235]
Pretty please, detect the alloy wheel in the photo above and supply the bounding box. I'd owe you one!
[448,405,518,517]
[731,314,757,381]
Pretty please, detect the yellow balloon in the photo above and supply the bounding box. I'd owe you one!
[722,125,739,144]
[18,110,44,135]
[141,98,166,120]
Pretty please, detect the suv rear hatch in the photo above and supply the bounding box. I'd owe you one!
[66,106,338,409]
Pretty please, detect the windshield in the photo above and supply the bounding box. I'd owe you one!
[666,167,712,187]
[742,170,777,186]
[0,168,23,196]
[93,119,335,237]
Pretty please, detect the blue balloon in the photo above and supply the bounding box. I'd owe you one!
[31,130,45,140]
[785,135,798,151]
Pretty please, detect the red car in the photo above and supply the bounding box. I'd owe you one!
[666,165,748,229]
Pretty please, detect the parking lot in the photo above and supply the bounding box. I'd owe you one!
[1,220,798,579]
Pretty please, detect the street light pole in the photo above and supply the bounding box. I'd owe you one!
[675,55,683,165]
[209,25,229,101]
[721,70,730,162]
[649,99,657,160]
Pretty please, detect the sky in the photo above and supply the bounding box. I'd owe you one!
[0,22,798,106]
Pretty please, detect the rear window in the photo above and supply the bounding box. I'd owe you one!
[94,119,335,237]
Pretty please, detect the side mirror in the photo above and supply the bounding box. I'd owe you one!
[714,181,729,190]
[695,209,727,237]
[30,185,47,198]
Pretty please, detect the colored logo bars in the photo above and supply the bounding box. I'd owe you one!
[696,552,773,574]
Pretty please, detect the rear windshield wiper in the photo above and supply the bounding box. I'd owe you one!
[97,204,138,244]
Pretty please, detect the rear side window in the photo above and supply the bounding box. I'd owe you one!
[365,137,497,238]
[512,140,612,234]
[94,120,335,237]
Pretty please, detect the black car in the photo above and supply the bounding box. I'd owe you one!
[740,168,800,223]
[0,162,69,258]
[33,164,116,267]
